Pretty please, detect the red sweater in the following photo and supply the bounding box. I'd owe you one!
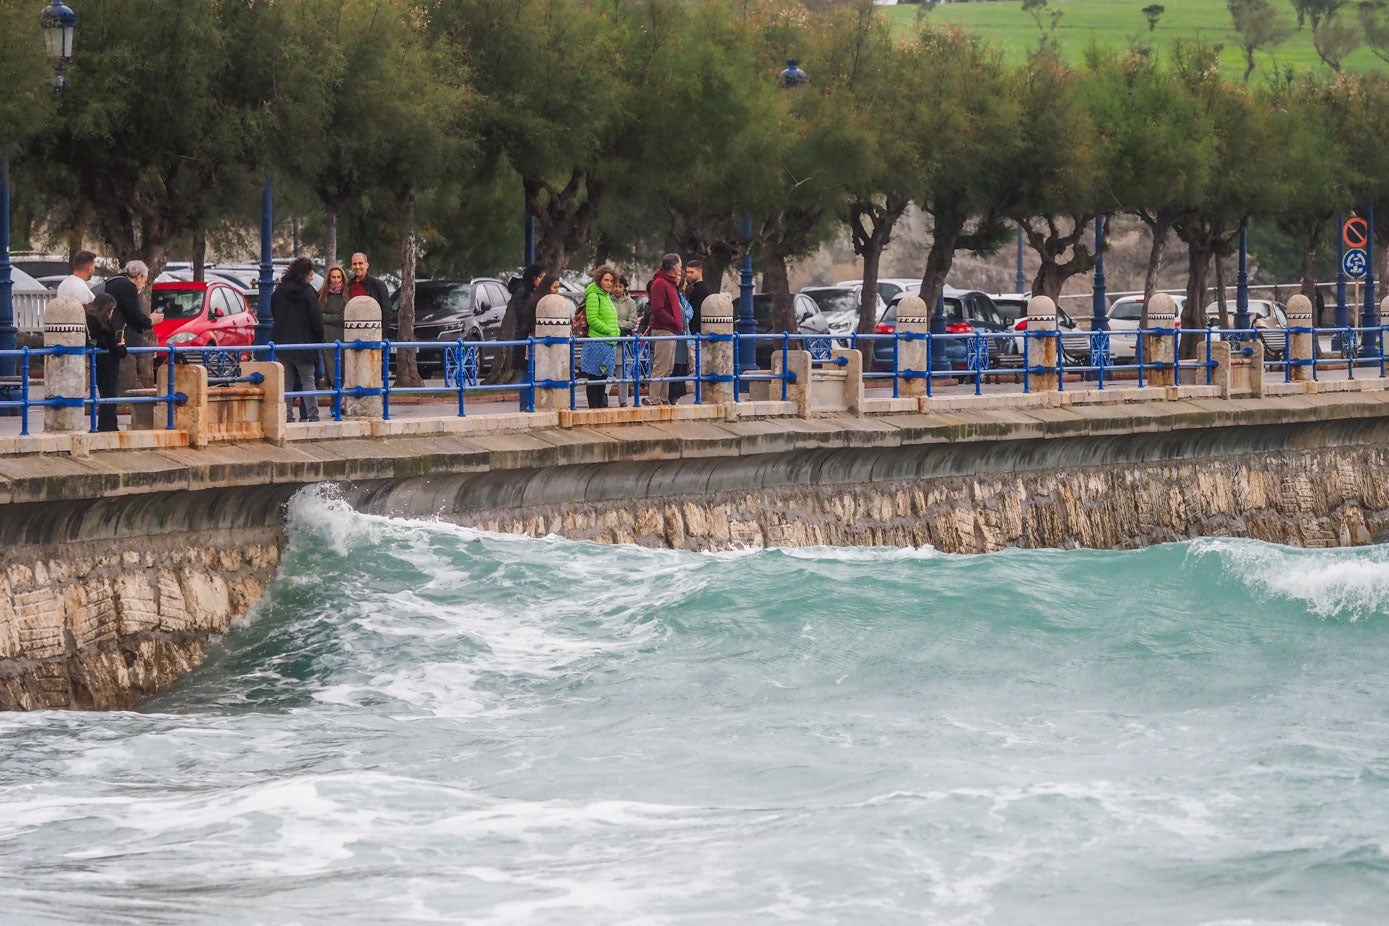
[646,270,684,333]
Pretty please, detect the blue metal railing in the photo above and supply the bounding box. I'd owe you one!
[4,323,1389,434]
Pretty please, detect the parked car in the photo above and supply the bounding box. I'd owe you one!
[150,280,257,375]
[1203,299,1290,360]
[835,278,921,305]
[387,278,511,379]
[750,292,834,367]
[1105,294,1187,362]
[871,288,1010,373]
[801,286,887,337]
[993,294,1092,366]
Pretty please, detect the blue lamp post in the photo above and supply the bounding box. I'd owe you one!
[1233,224,1250,333]
[737,215,755,373]
[2,1,77,378]
[1091,215,1108,334]
[254,170,274,345]
[1361,202,1378,357]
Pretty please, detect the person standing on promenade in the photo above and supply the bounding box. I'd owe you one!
[271,257,325,423]
[347,252,391,320]
[507,262,546,409]
[612,274,639,407]
[105,260,163,395]
[57,251,97,306]
[685,259,715,336]
[645,253,683,405]
[318,264,347,387]
[105,260,163,347]
[579,265,620,409]
[84,293,127,432]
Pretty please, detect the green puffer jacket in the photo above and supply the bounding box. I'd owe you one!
[583,283,620,343]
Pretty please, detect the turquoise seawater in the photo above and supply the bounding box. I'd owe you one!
[3,488,1389,924]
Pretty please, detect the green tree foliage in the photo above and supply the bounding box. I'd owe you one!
[0,0,54,150]
[1228,0,1294,83]
[1142,4,1165,32]
[907,27,1021,311]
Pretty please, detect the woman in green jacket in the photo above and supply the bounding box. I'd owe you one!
[580,264,621,408]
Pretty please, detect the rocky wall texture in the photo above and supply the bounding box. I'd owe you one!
[0,529,281,710]
[438,445,1389,553]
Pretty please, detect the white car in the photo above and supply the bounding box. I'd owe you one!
[1105,294,1187,361]
[1203,300,1290,359]
[801,286,888,336]
[834,278,921,305]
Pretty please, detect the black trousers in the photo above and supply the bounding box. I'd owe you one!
[584,374,609,409]
[95,354,121,432]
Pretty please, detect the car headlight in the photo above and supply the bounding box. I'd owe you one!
[167,332,198,346]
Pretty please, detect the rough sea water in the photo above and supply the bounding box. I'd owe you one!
[3,488,1389,925]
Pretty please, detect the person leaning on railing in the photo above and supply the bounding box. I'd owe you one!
[84,293,127,433]
[579,265,620,409]
[645,253,684,405]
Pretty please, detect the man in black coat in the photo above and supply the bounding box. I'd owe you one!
[348,252,392,328]
[684,259,716,336]
[105,260,163,342]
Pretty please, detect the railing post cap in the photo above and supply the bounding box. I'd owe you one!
[344,295,382,323]
[1026,295,1057,317]
[1148,292,1177,316]
[42,295,85,327]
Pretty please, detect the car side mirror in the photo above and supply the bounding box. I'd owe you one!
[211,307,225,319]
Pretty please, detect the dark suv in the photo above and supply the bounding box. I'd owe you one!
[873,289,1010,373]
[387,278,511,378]
[750,293,833,367]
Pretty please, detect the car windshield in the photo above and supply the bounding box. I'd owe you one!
[152,290,204,320]
[803,289,860,316]
[414,283,472,322]
[994,299,1027,324]
[1109,300,1143,321]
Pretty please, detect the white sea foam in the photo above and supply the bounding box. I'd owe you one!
[1190,537,1389,620]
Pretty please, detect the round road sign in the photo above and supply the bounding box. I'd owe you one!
[1343,247,1368,279]
[1343,216,1369,250]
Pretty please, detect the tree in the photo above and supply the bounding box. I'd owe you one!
[1312,9,1362,71]
[1085,47,1213,307]
[1142,4,1166,31]
[1228,0,1294,84]
[1007,57,1105,303]
[907,28,1021,312]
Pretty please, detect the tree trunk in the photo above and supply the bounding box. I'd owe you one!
[395,186,422,387]
[1031,262,1070,305]
[1182,240,1213,360]
[859,242,884,335]
[1141,216,1171,306]
[324,205,339,270]
[192,228,206,282]
[919,230,959,313]
[764,246,794,336]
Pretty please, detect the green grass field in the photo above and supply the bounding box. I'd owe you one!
[885,0,1388,78]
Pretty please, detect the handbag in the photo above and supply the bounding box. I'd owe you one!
[579,339,616,377]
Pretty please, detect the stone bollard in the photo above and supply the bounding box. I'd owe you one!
[1143,292,1178,387]
[343,295,383,419]
[701,293,736,405]
[159,362,209,448]
[1026,295,1059,391]
[894,295,930,399]
[1210,341,1233,397]
[1287,294,1314,383]
[43,296,88,433]
[533,293,573,411]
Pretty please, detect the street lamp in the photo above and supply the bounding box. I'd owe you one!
[254,171,274,345]
[40,1,77,91]
[738,59,809,375]
[2,2,77,379]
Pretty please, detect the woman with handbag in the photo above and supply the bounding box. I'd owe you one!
[579,265,620,408]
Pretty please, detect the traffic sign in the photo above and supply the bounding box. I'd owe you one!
[1344,216,1369,249]
[1343,247,1368,279]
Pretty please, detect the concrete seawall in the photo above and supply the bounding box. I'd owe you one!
[4,393,1389,709]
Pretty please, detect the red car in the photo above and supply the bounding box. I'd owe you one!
[150,281,257,367]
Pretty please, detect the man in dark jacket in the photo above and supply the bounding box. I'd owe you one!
[646,253,683,405]
[684,259,716,336]
[271,257,326,422]
[106,260,163,394]
[348,252,392,326]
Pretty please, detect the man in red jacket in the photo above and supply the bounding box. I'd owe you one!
[645,253,684,405]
